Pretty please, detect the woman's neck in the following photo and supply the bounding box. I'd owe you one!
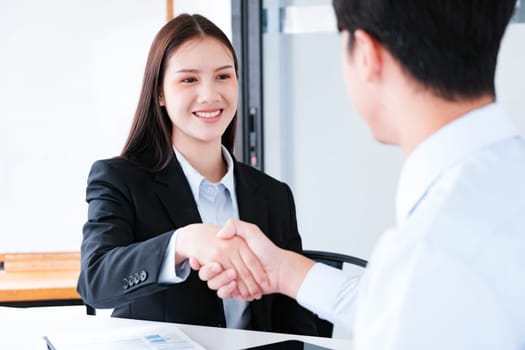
[174,140,227,183]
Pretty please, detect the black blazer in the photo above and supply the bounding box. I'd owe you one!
[77,154,317,336]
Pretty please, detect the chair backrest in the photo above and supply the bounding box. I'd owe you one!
[302,250,367,338]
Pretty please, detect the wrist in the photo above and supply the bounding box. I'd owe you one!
[278,249,315,299]
[174,226,190,264]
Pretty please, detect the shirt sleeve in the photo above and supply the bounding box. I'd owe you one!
[157,229,191,284]
[296,263,361,333]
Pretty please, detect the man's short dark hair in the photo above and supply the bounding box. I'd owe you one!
[332,0,517,101]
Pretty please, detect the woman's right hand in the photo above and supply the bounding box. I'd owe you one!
[191,219,315,301]
[175,223,268,300]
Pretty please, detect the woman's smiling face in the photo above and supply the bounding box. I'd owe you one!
[160,36,238,150]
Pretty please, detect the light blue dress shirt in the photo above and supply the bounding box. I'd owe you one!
[297,103,525,349]
[158,146,250,329]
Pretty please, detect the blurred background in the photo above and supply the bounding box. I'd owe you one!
[1,0,524,275]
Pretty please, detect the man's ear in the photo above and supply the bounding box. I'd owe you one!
[352,29,383,82]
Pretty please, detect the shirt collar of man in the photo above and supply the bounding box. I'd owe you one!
[173,145,236,201]
[395,102,519,224]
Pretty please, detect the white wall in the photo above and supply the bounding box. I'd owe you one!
[496,23,525,132]
[264,30,402,260]
[0,0,231,253]
[171,0,231,40]
[0,0,165,252]
[0,1,524,261]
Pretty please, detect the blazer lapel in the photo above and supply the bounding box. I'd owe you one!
[155,155,226,324]
[154,156,202,228]
[234,164,269,235]
[234,161,271,331]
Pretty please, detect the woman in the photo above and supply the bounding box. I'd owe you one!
[77,14,317,336]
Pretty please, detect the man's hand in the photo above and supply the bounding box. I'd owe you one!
[176,223,267,300]
[193,219,315,300]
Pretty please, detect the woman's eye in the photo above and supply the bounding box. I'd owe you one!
[182,77,197,83]
[217,74,230,80]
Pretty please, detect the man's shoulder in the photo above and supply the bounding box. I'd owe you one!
[453,135,525,195]
[407,138,525,256]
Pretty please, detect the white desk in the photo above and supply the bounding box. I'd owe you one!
[0,306,353,349]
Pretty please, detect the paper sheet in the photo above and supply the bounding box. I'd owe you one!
[43,324,206,350]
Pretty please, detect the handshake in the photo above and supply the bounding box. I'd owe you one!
[175,219,314,301]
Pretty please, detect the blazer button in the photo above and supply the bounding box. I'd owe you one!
[128,276,135,287]
[122,278,129,290]
[133,272,140,284]
[140,270,148,282]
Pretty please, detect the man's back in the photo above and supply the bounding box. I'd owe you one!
[354,104,525,349]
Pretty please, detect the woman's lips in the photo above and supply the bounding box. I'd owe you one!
[193,109,223,123]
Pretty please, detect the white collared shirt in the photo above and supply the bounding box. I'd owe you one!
[297,103,525,349]
[158,146,250,329]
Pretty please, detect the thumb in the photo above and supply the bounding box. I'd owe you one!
[217,218,238,239]
[189,257,201,270]
[218,219,256,243]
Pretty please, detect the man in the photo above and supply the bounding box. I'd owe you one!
[193,0,525,348]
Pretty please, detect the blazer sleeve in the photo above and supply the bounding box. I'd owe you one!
[270,183,319,336]
[77,160,173,308]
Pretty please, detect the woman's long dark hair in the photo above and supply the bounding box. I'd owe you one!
[121,14,238,172]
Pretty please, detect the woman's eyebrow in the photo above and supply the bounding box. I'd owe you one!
[175,65,234,74]
[214,65,234,71]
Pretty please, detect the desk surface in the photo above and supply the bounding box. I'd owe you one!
[0,252,81,303]
[0,270,80,302]
[0,306,353,350]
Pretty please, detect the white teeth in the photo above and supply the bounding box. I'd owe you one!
[195,110,221,118]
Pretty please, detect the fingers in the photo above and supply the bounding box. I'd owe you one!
[217,281,237,299]
[189,257,201,270]
[197,263,240,299]
[197,243,262,300]
[239,244,269,292]
[198,262,221,280]
[216,220,271,298]
[228,250,256,300]
[206,268,236,291]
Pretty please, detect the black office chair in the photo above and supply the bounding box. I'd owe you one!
[302,250,368,338]
[85,302,96,315]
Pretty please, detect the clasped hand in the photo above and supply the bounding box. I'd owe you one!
[179,220,284,301]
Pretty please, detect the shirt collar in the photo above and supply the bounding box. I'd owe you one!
[395,102,519,224]
[220,147,236,196]
[173,145,236,200]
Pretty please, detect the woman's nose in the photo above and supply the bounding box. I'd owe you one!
[197,82,220,103]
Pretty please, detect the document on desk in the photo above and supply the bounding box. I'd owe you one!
[43,324,205,350]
